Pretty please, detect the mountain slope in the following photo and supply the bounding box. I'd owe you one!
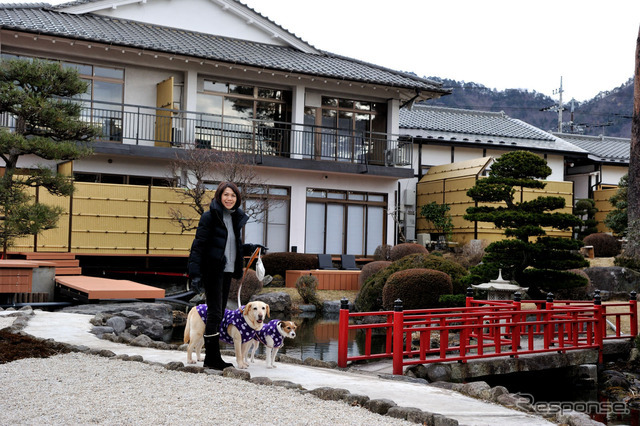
[422,77,633,138]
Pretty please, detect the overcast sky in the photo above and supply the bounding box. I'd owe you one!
[241,0,640,102]
[16,0,640,102]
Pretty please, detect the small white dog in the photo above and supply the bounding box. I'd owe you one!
[247,320,297,368]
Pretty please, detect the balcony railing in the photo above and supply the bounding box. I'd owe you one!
[0,100,412,168]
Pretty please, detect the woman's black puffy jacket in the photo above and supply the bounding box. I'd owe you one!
[188,198,252,280]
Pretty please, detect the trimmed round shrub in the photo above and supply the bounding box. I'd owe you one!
[382,268,452,310]
[390,243,428,261]
[373,244,392,261]
[261,252,318,277]
[359,260,391,287]
[230,269,263,305]
[355,253,468,312]
[295,274,322,309]
[583,233,621,257]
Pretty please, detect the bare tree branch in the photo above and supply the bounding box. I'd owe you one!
[167,148,283,233]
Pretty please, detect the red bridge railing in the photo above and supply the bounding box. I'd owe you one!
[338,290,637,375]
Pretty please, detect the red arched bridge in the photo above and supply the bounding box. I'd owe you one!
[338,290,638,375]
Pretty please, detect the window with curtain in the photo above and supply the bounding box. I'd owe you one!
[305,189,386,255]
[241,186,290,253]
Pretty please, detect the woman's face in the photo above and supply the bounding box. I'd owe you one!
[220,187,237,210]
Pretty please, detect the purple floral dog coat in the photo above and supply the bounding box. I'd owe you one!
[256,319,284,348]
[219,306,258,344]
[196,304,207,323]
[195,304,258,344]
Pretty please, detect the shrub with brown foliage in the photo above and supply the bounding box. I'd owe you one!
[229,269,263,305]
[359,260,392,287]
[382,268,452,310]
[461,240,488,267]
[583,233,621,257]
[373,244,392,261]
[295,273,322,309]
[389,243,429,261]
[261,252,319,277]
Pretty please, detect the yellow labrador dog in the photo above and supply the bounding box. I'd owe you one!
[184,301,269,368]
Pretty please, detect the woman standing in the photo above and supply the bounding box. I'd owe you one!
[188,181,263,370]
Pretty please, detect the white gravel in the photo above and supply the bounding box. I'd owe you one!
[0,352,411,425]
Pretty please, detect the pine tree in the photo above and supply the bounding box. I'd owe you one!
[574,198,599,240]
[0,59,98,254]
[463,150,588,298]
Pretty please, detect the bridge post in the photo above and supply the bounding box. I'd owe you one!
[337,298,350,368]
[392,299,404,375]
[630,291,638,337]
[544,293,554,348]
[465,287,474,307]
[593,291,603,363]
[511,291,522,353]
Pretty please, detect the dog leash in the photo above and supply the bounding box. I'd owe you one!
[237,247,262,308]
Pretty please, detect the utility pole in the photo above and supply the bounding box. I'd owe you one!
[553,76,564,132]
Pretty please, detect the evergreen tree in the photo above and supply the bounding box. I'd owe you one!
[604,174,628,237]
[574,198,599,240]
[463,151,588,298]
[0,59,97,254]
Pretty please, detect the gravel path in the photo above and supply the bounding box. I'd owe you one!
[1,352,411,425]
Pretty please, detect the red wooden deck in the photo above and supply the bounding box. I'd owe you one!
[55,275,165,301]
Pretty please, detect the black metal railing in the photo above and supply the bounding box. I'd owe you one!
[1,99,412,167]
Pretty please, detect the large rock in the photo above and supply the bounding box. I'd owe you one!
[61,302,174,327]
[130,318,165,341]
[583,266,640,299]
[250,291,292,313]
[106,316,127,334]
[64,302,175,343]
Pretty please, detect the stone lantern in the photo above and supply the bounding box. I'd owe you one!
[472,269,528,301]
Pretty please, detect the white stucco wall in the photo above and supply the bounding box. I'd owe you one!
[90,0,286,46]
[600,165,627,186]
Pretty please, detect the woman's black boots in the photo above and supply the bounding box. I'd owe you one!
[203,333,233,370]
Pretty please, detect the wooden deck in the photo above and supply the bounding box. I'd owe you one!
[285,269,361,291]
[2,252,165,303]
[55,275,165,302]
[12,252,82,275]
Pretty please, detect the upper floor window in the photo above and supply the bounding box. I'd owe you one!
[198,79,291,124]
[1,54,124,142]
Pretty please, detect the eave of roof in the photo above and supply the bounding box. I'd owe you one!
[400,106,588,155]
[552,132,630,164]
[0,4,451,97]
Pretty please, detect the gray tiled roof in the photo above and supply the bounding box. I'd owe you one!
[552,132,630,164]
[400,105,588,155]
[0,4,449,94]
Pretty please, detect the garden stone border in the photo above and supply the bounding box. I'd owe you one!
[2,306,596,425]
[1,306,457,425]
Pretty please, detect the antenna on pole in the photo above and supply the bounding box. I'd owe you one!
[552,76,564,132]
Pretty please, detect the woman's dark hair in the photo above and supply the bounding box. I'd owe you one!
[214,181,241,209]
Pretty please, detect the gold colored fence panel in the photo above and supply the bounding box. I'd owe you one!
[594,188,617,233]
[147,186,204,254]
[417,168,575,246]
[71,183,149,253]
[8,182,205,255]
